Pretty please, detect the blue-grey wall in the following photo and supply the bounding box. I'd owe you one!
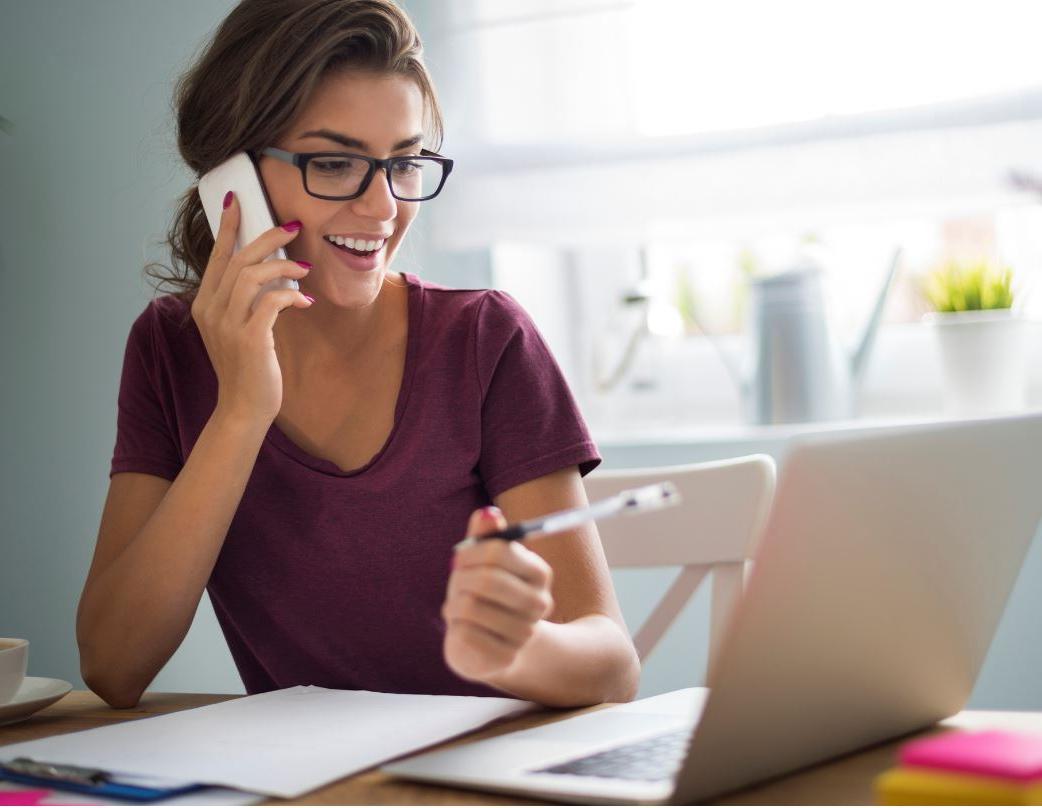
[1,0,1040,710]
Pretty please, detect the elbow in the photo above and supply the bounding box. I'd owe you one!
[580,616,642,705]
[612,645,642,704]
[600,613,641,704]
[77,619,146,709]
[81,667,145,709]
[599,621,642,704]
[79,643,146,709]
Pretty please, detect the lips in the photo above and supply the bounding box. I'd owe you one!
[330,241,375,257]
[326,237,383,272]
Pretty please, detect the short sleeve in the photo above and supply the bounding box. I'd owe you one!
[475,290,601,500]
[109,303,183,481]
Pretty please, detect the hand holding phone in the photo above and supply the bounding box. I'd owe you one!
[192,158,314,427]
[198,152,300,312]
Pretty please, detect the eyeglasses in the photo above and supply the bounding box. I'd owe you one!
[255,146,453,202]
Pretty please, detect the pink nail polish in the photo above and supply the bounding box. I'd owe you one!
[222,190,233,209]
[303,294,315,304]
[480,506,499,519]
[296,260,312,269]
[281,220,302,232]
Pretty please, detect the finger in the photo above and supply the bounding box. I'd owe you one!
[455,537,553,589]
[199,189,240,299]
[227,259,312,326]
[448,565,551,622]
[213,222,302,311]
[443,592,536,647]
[464,506,508,541]
[234,221,305,277]
[245,288,315,335]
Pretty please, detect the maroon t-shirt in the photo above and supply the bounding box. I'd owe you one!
[109,272,601,697]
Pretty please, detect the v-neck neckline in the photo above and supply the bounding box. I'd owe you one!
[264,272,423,477]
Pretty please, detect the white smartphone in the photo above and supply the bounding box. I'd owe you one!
[197,151,299,311]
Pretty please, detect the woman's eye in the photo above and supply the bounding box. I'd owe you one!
[393,161,421,175]
[313,159,353,174]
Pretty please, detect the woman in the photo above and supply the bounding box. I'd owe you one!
[76,0,639,709]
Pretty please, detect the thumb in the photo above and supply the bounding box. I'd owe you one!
[464,505,507,541]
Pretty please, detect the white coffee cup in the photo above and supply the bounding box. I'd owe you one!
[0,638,29,703]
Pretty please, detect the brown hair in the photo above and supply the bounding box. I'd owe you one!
[144,0,443,315]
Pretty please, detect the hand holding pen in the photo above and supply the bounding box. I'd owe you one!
[441,483,680,683]
[455,482,680,549]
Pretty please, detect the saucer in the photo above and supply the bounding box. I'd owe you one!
[0,677,73,726]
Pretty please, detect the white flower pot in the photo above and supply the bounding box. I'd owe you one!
[923,308,1029,416]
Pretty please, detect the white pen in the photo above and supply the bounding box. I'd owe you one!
[454,482,681,549]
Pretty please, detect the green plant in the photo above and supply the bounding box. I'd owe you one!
[923,259,1014,312]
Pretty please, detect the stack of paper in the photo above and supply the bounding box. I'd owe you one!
[0,686,534,799]
[875,729,1042,805]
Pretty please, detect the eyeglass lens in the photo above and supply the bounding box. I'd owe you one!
[306,155,444,200]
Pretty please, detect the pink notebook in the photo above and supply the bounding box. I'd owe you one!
[0,790,52,806]
[900,730,1042,782]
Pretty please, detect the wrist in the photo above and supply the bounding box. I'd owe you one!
[210,403,272,439]
[480,616,641,707]
[481,618,552,694]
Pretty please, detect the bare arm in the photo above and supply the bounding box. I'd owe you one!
[78,194,313,708]
[76,410,268,708]
[444,467,641,707]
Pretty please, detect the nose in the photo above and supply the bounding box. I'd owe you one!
[351,166,398,221]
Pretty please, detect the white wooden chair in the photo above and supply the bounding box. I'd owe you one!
[584,455,776,677]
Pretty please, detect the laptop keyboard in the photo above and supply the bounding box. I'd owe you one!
[531,727,690,782]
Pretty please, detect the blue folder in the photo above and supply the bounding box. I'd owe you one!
[0,757,207,802]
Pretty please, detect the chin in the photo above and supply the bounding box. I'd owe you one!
[322,268,387,308]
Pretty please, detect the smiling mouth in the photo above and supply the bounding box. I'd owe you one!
[328,241,379,257]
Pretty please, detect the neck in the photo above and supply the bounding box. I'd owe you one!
[274,273,406,382]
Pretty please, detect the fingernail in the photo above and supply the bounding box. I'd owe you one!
[296,260,312,269]
[480,506,499,519]
[222,190,233,210]
[281,220,302,232]
[303,294,315,304]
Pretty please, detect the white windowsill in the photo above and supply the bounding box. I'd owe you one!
[590,410,1040,448]
[581,322,1042,449]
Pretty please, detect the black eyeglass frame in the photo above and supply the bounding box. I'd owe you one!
[254,146,454,202]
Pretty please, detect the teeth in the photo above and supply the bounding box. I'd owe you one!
[325,235,385,252]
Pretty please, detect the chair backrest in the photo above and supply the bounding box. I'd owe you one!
[584,454,776,674]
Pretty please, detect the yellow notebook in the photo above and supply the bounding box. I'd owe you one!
[875,766,1042,805]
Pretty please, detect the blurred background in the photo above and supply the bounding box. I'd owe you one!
[2,0,1041,705]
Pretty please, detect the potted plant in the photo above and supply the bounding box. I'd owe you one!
[922,259,1029,415]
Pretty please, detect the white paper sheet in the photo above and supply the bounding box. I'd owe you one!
[0,686,535,799]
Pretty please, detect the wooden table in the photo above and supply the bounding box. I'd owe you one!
[2,691,1040,805]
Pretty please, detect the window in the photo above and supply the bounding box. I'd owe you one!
[428,0,1042,431]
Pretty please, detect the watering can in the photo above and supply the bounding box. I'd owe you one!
[700,248,901,425]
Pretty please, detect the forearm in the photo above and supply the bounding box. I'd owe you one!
[484,614,641,708]
[77,409,268,706]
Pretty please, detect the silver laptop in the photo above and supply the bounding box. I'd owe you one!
[384,412,1042,804]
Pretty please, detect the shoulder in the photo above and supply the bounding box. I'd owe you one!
[144,292,193,328]
[408,273,533,339]
[125,293,196,351]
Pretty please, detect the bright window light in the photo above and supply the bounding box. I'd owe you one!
[629,0,1042,136]
[462,0,1042,143]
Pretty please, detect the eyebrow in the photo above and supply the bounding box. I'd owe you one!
[297,129,424,152]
